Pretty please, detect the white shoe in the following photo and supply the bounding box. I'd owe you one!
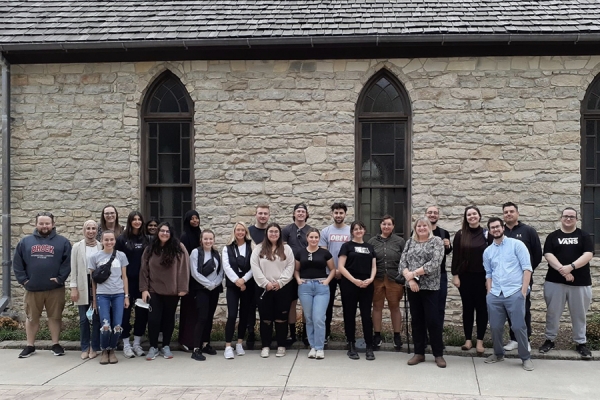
[235,343,245,356]
[528,342,531,352]
[260,347,270,358]
[132,345,145,357]
[123,344,135,359]
[316,349,325,359]
[276,347,286,357]
[224,346,235,359]
[308,348,317,358]
[503,340,518,351]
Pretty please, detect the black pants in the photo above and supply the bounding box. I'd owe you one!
[325,278,340,338]
[508,290,532,340]
[438,272,448,330]
[121,278,148,339]
[193,287,220,349]
[225,283,254,342]
[148,293,180,348]
[178,293,197,349]
[257,284,292,348]
[458,272,488,341]
[340,277,373,346]
[408,289,444,357]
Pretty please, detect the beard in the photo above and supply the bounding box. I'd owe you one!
[334,217,345,224]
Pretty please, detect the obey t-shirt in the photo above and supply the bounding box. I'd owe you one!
[543,228,592,286]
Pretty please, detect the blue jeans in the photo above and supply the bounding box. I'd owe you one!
[96,293,125,350]
[298,280,329,350]
[78,304,100,352]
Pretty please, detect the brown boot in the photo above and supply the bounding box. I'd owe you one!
[435,356,447,368]
[407,354,425,366]
[108,349,118,364]
[99,350,109,365]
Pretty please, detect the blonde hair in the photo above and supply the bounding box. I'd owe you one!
[411,217,434,241]
[226,222,253,246]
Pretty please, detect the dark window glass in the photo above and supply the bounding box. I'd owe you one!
[582,76,600,251]
[143,72,193,230]
[357,72,409,240]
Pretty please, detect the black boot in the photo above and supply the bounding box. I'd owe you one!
[347,342,359,360]
[373,332,382,350]
[366,346,375,361]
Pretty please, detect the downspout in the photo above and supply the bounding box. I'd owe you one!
[0,52,11,312]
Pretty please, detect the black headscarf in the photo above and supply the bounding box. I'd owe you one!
[180,210,201,254]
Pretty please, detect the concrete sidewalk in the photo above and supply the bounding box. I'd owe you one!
[0,348,598,399]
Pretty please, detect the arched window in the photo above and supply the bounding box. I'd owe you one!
[141,72,194,235]
[356,71,411,239]
[582,75,600,252]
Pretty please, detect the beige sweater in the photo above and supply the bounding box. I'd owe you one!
[250,243,295,289]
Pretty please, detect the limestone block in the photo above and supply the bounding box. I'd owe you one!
[304,147,327,164]
[550,74,583,87]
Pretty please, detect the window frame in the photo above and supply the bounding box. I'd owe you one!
[140,71,195,234]
[355,70,412,239]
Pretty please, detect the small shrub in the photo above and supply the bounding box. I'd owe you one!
[586,313,600,350]
[0,316,19,330]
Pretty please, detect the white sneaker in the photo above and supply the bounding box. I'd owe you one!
[132,344,145,357]
[276,347,286,357]
[503,340,518,351]
[308,348,317,358]
[316,349,325,359]
[235,343,245,356]
[123,344,135,359]
[224,346,235,359]
[260,347,270,358]
[528,342,531,352]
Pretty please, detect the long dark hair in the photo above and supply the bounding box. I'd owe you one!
[123,211,149,250]
[148,222,184,267]
[458,205,483,269]
[145,216,159,235]
[100,204,122,235]
[259,223,286,261]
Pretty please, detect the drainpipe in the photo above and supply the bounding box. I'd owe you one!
[0,52,11,312]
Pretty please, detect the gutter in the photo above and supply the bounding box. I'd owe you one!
[0,33,597,53]
[0,52,11,313]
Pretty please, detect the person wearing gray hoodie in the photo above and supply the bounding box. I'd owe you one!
[13,212,72,358]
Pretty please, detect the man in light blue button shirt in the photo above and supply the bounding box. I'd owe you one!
[483,217,533,371]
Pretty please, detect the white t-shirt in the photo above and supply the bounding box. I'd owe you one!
[89,250,129,295]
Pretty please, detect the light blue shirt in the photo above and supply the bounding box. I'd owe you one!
[483,236,532,297]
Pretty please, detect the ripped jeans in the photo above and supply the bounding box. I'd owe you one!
[96,293,125,351]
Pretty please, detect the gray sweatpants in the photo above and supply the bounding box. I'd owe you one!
[543,281,592,344]
[487,291,530,360]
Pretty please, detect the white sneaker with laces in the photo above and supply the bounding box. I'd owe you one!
[503,340,518,351]
[316,349,325,359]
[308,348,317,358]
[235,343,245,356]
[260,347,270,358]
[123,344,135,358]
[276,347,286,357]
[132,344,145,357]
[224,346,235,359]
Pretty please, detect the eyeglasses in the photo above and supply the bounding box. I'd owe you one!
[426,211,439,215]
[159,229,171,234]
[104,212,116,216]
[561,215,577,220]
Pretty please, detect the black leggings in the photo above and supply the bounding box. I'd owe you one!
[325,278,340,338]
[458,272,488,341]
[148,293,179,348]
[121,280,148,339]
[340,277,374,346]
[193,287,220,349]
[257,284,292,348]
[225,283,254,342]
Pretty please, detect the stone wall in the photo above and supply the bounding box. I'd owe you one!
[1,56,599,331]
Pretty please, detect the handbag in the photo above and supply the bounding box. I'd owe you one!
[91,249,117,284]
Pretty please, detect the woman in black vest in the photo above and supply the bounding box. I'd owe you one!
[189,229,223,361]
[222,222,255,359]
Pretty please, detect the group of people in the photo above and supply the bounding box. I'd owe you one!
[12,201,594,370]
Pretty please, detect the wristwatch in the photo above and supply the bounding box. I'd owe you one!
[125,294,130,298]
[570,263,576,271]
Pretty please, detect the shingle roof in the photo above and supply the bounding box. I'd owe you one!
[1,0,600,49]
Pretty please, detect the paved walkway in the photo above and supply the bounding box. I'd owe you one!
[0,347,598,399]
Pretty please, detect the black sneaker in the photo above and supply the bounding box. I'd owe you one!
[393,335,403,351]
[51,343,65,356]
[202,344,217,355]
[576,343,592,360]
[373,333,382,348]
[324,336,329,346]
[539,339,555,354]
[18,346,36,358]
[191,348,206,361]
[365,346,375,361]
[347,342,359,360]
